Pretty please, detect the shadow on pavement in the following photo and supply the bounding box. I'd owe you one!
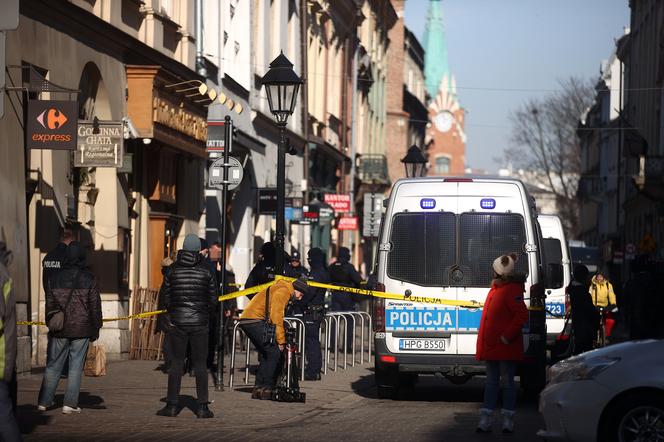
[16,392,104,435]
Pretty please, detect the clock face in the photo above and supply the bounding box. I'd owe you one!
[434,111,454,132]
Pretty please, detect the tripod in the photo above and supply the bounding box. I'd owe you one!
[271,323,306,403]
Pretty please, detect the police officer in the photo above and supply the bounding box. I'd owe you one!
[42,228,73,293]
[245,242,276,290]
[286,250,308,278]
[329,247,362,350]
[301,248,329,380]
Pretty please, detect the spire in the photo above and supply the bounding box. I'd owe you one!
[423,0,450,99]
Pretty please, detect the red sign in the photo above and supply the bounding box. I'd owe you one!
[324,194,351,212]
[337,216,358,230]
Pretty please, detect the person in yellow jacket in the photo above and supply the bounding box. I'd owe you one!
[239,276,310,400]
[590,272,616,308]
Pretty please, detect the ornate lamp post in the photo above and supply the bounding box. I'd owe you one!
[401,145,428,178]
[261,52,303,274]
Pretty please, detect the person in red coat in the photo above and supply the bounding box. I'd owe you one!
[475,253,529,434]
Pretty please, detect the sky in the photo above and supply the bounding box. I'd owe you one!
[404,0,630,172]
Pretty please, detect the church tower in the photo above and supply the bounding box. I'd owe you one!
[423,0,466,175]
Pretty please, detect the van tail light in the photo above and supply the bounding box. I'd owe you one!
[373,283,386,332]
[379,355,396,364]
[565,291,571,316]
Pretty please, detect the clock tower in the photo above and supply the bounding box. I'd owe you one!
[423,0,466,176]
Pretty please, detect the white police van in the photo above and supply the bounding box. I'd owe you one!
[373,177,548,398]
[537,214,571,344]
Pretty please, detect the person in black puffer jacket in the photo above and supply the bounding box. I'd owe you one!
[157,234,217,419]
[38,242,102,414]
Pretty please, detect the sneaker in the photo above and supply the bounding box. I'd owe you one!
[156,404,179,417]
[62,406,81,414]
[476,408,493,433]
[502,409,515,433]
[37,405,48,412]
[196,404,214,419]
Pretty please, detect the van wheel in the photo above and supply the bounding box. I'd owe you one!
[376,385,398,399]
[520,360,546,398]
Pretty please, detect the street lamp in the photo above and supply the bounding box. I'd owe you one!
[401,145,427,178]
[261,51,303,274]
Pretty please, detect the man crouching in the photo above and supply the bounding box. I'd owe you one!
[239,276,310,399]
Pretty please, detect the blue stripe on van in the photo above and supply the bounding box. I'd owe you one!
[385,307,483,331]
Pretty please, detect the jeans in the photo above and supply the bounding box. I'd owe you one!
[38,337,89,408]
[0,380,21,442]
[166,325,209,406]
[239,321,281,388]
[482,360,517,412]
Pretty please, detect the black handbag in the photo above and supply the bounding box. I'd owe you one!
[46,271,79,333]
[262,287,277,346]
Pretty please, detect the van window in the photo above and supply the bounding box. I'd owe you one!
[387,212,456,286]
[458,213,528,287]
[543,238,564,289]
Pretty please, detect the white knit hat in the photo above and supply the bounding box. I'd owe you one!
[492,253,518,276]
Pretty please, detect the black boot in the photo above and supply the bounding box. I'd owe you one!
[156,404,179,417]
[196,403,214,419]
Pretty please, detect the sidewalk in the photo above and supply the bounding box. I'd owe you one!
[16,357,375,441]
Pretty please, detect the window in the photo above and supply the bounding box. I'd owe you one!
[387,212,528,288]
[387,213,456,286]
[435,156,450,174]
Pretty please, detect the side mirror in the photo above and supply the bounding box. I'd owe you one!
[547,263,564,289]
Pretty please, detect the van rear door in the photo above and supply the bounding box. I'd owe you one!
[382,185,459,356]
[454,182,531,357]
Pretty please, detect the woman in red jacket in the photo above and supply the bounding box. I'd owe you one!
[475,253,529,434]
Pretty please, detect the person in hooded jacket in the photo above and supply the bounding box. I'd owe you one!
[300,248,329,380]
[329,247,361,349]
[38,242,102,415]
[245,242,276,294]
[0,241,21,441]
[567,264,600,355]
[475,253,529,434]
[156,234,217,419]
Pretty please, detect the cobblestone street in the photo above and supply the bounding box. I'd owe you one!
[17,359,543,441]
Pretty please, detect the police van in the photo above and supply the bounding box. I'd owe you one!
[537,214,571,344]
[373,177,548,398]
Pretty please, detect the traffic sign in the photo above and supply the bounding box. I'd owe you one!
[208,157,243,190]
[363,193,383,237]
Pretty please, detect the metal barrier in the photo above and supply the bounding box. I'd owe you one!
[228,318,307,389]
[324,311,372,371]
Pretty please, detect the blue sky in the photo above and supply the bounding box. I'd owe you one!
[404,0,630,172]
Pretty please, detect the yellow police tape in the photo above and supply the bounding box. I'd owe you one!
[17,276,543,326]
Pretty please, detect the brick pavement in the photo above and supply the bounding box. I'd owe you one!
[16,358,543,442]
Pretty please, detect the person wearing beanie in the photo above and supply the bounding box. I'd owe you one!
[156,233,217,419]
[286,250,308,278]
[475,252,528,434]
[329,247,362,350]
[239,277,309,399]
[568,264,599,355]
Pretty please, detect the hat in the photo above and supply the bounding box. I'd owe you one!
[492,253,518,276]
[292,275,310,295]
[183,234,201,252]
[338,247,351,263]
[291,250,301,261]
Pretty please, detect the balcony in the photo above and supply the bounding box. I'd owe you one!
[358,154,390,185]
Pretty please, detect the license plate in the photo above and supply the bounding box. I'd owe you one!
[399,338,446,351]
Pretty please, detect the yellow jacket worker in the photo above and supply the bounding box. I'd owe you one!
[590,273,616,308]
[239,277,310,399]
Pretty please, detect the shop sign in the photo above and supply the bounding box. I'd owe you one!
[257,188,278,214]
[337,216,358,231]
[324,194,351,213]
[153,96,207,142]
[301,205,320,224]
[27,100,78,150]
[74,120,124,167]
[286,207,303,221]
[319,205,334,225]
[206,120,226,152]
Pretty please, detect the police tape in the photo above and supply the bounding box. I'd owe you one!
[17,277,545,327]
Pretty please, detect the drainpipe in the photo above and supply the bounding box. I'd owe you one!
[349,24,360,255]
[195,0,206,77]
